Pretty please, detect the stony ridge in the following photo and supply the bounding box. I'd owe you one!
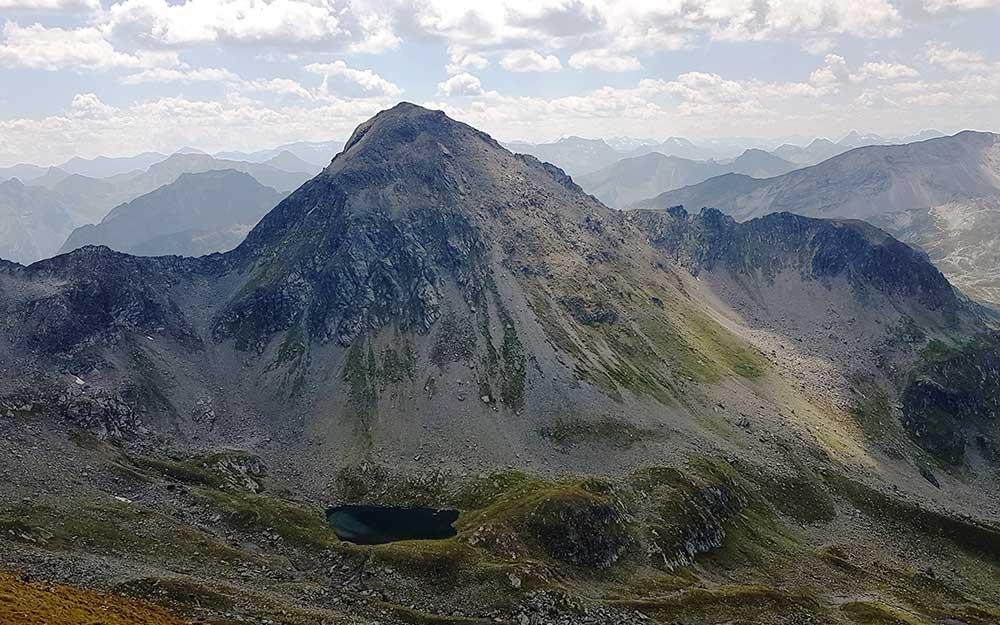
[629,206,964,314]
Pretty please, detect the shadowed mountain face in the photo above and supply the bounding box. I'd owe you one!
[59,170,285,258]
[635,131,1000,221]
[629,206,964,315]
[1,104,999,624]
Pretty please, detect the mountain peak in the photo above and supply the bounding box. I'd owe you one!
[333,102,497,169]
[220,103,609,347]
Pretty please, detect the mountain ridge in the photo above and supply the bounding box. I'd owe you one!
[577,150,797,208]
[631,130,1000,220]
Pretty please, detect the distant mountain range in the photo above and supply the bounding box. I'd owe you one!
[215,139,345,168]
[504,130,946,179]
[631,131,1000,221]
[625,136,722,161]
[503,136,622,177]
[772,138,847,165]
[0,163,50,183]
[0,139,341,186]
[58,152,169,178]
[0,178,75,265]
[134,153,311,195]
[0,152,316,264]
[773,130,947,165]
[577,149,797,208]
[59,170,285,257]
[630,130,1000,311]
[259,150,321,174]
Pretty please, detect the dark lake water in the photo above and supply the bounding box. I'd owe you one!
[326,505,459,545]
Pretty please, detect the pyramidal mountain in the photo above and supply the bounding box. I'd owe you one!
[1,103,999,624]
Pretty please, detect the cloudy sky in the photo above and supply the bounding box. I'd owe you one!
[1,0,998,166]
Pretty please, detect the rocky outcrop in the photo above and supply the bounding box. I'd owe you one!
[1,383,149,439]
[527,489,630,567]
[214,198,489,349]
[2,246,202,354]
[901,335,1000,466]
[630,206,965,314]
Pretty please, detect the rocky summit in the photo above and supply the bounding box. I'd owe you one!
[2,104,1000,625]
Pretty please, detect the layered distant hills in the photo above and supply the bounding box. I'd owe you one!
[0,179,75,265]
[503,136,622,176]
[578,149,797,207]
[632,131,1000,221]
[60,170,285,257]
[0,148,324,264]
[505,129,945,176]
[216,139,344,168]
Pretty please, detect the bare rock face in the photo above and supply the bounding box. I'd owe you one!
[629,206,964,314]
[527,489,630,567]
[213,105,548,348]
[900,335,1000,466]
[1,246,203,354]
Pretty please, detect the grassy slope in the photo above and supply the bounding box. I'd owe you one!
[0,572,189,625]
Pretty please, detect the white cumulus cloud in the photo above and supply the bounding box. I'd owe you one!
[0,0,99,9]
[854,61,919,81]
[121,66,240,84]
[446,47,488,74]
[305,60,401,97]
[499,49,562,73]
[0,21,178,71]
[436,72,484,96]
[923,0,1000,12]
[568,50,640,72]
[105,0,346,46]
